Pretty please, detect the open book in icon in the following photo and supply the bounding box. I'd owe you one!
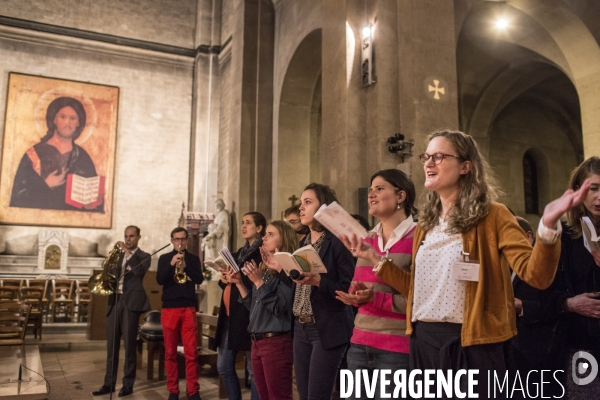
[274,245,328,277]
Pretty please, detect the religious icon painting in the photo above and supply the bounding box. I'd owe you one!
[0,72,119,228]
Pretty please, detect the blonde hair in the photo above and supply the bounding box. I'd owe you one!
[418,130,501,234]
[565,156,600,238]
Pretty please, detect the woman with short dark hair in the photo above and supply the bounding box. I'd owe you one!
[336,169,417,399]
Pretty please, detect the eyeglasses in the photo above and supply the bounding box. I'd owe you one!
[418,152,464,165]
[287,219,300,225]
[172,237,188,242]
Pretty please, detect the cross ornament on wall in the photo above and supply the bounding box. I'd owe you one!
[428,79,446,100]
[288,195,299,206]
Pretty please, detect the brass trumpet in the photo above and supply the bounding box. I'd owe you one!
[174,245,187,284]
[89,244,123,295]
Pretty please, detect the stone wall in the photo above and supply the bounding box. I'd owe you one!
[0,2,196,261]
[0,0,197,48]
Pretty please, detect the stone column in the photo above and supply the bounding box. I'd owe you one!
[189,0,222,212]
[396,0,460,191]
[228,0,275,246]
[321,0,366,212]
[321,0,460,209]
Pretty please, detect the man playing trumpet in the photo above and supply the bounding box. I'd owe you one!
[157,227,204,400]
[92,225,151,397]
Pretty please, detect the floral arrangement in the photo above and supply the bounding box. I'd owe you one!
[203,268,213,281]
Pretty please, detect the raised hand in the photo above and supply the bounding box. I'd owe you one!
[45,167,68,188]
[242,260,264,288]
[225,267,242,285]
[260,247,282,272]
[542,179,591,228]
[339,234,380,265]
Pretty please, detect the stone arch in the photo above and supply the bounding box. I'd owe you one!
[274,29,322,216]
[456,0,600,157]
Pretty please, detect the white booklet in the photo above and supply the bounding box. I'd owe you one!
[581,216,600,254]
[313,201,369,241]
[218,247,240,273]
[204,256,227,271]
[273,245,328,276]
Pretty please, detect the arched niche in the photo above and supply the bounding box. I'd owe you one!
[275,29,322,216]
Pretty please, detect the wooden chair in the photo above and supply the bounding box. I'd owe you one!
[27,279,50,323]
[0,302,31,345]
[20,287,44,339]
[75,280,91,322]
[0,287,20,302]
[51,280,74,322]
[0,279,24,289]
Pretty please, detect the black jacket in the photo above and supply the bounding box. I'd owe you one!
[295,231,356,350]
[214,242,262,351]
[544,224,600,359]
[157,249,204,308]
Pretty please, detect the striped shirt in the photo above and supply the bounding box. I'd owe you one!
[350,217,416,353]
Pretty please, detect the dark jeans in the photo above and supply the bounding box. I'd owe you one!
[346,344,410,400]
[217,323,258,400]
[251,332,293,400]
[294,320,347,400]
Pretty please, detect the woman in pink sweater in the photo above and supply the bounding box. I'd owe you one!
[335,169,417,399]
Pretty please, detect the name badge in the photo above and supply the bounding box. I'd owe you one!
[451,261,480,282]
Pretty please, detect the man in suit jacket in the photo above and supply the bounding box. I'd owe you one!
[93,225,151,398]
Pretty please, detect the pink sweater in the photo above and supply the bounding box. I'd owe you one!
[350,227,415,353]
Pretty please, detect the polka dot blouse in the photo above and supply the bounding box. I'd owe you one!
[412,219,466,324]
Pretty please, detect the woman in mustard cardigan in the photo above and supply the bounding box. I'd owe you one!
[341,130,590,397]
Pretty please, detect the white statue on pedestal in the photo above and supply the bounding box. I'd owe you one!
[203,199,230,260]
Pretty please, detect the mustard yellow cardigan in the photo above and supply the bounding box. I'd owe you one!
[376,203,561,347]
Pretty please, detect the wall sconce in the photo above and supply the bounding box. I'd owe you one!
[387,133,414,162]
[361,24,375,87]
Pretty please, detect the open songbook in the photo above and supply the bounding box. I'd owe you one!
[273,245,328,276]
[65,174,105,209]
[218,247,240,273]
[313,201,369,240]
[581,216,600,254]
[204,256,227,271]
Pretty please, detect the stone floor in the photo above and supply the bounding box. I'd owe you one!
[27,330,251,400]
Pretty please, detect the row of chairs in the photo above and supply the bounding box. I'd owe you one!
[0,279,91,326]
[0,301,32,346]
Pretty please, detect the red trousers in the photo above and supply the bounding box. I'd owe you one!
[251,332,294,400]
[161,307,199,396]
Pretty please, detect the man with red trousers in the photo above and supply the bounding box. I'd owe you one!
[157,227,204,400]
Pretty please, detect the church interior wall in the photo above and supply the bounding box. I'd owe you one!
[488,100,579,228]
[271,0,322,218]
[0,0,198,48]
[0,4,196,260]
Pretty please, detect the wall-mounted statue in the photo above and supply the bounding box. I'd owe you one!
[203,199,230,260]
